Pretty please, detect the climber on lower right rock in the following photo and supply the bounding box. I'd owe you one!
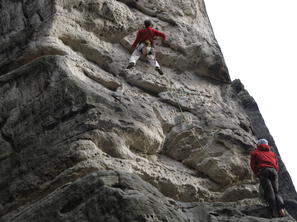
[250,138,286,218]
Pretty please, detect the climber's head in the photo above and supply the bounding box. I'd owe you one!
[144,20,152,28]
[257,138,268,145]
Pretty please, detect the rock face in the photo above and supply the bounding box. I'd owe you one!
[0,0,296,221]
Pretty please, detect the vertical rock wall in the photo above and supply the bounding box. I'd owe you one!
[0,0,296,221]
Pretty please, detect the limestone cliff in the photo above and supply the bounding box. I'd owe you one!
[0,0,296,221]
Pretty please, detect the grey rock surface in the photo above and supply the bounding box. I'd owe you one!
[0,0,296,221]
[1,171,188,222]
[1,170,296,222]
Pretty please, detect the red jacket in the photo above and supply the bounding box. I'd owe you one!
[250,144,279,175]
[131,27,166,49]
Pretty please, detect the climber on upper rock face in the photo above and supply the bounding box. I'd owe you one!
[126,20,166,75]
[250,138,286,218]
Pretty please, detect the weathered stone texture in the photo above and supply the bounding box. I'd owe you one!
[0,0,296,221]
[1,171,296,222]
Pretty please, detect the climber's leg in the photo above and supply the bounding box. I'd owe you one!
[147,52,163,75]
[259,168,278,217]
[147,54,160,68]
[127,45,142,69]
[269,168,285,216]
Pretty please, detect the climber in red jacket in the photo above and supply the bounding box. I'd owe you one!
[126,20,166,75]
[250,138,285,218]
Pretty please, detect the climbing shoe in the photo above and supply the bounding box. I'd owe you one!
[279,208,286,217]
[155,67,164,75]
[126,63,135,69]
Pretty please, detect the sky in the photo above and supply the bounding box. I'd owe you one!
[204,0,297,188]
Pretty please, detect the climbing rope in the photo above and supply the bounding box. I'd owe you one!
[163,74,207,150]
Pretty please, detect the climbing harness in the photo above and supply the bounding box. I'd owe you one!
[138,41,154,57]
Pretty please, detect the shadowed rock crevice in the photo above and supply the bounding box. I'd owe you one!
[60,196,83,214]
[0,131,17,153]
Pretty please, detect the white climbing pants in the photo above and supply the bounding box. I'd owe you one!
[129,43,160,68]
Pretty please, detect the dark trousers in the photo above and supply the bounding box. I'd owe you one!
[259,167,284,213]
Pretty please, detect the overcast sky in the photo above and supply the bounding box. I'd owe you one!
[205,0,297,188]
